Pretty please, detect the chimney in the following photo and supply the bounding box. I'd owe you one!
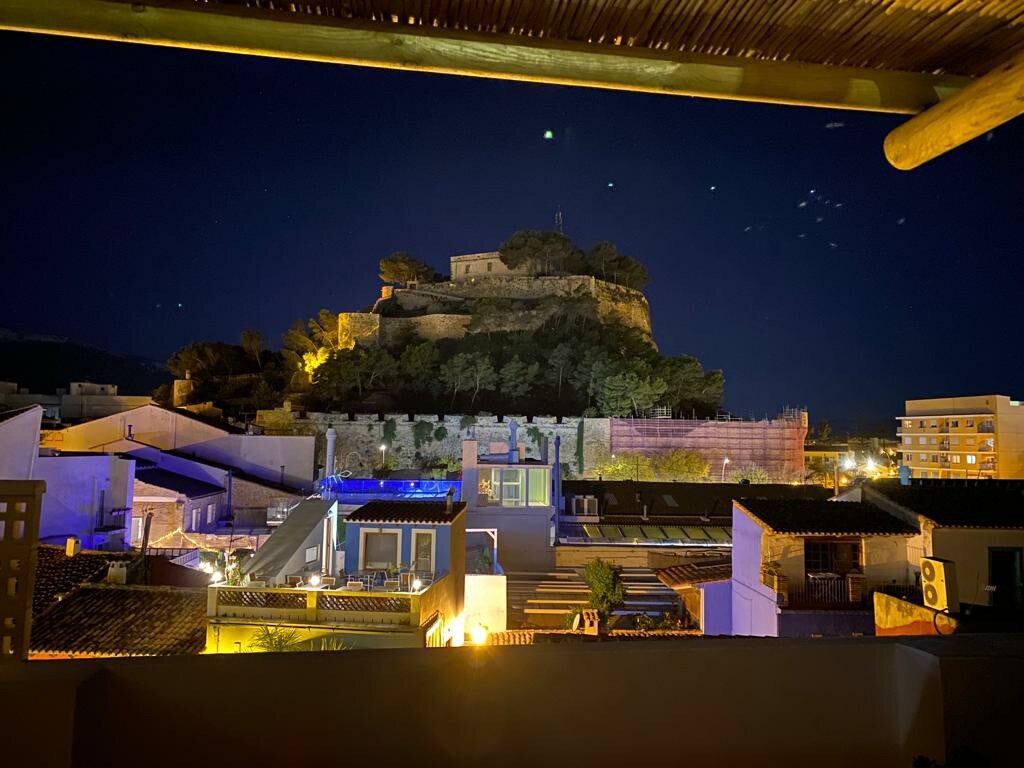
[65,537,81,557]
[446,486,454,514]
[325,424,337,478]
[106,562,127,584]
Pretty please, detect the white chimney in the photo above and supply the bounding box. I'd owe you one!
[106,562,128,584]
[325,424,337,477]
[65,537,81,557]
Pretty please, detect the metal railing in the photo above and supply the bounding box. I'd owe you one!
[780,575,920,610]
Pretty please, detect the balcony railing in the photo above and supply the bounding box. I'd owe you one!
[979,424,995,433]
[208,582,443,627]
[769,573,921,610]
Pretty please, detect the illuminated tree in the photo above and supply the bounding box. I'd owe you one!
[654,449,709,481]
[379,251,439,286]
[592,452,655,481]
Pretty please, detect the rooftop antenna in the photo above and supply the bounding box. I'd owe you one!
[554,206,564,234]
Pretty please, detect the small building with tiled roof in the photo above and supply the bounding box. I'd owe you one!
[656,558,733,637]
[844,479,1024,610]
[29,583,207,659]
[729,498,920,638]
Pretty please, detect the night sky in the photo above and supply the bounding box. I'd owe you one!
[2,32,1022,432]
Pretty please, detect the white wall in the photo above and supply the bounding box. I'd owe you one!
[32,454,135,548]
[700,581,732,635]
[730,504,780,636]
[186,435,315,488]
[0,406,41,478]
[464,573,508,633]
[44,404,228,452]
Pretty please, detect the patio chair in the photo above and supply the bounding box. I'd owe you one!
[346,580,364,591]
[320,576,336,587]
[383,578,401,592]
[286,575,303,587]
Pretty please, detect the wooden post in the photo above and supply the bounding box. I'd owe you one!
[885,51,1024,170]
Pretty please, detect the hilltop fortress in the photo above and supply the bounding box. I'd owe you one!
[339,251,653,347]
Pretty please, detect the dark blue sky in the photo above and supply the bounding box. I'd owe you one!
[2,32,1022,431]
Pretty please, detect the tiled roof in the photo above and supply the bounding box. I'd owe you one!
[347,500,466,524]
[869,480,1024,529]
[484,628,700,645]
[29,583,207,656]
[657,559,732,589]
[135,466,224,498]
[738,499,917,536]
[32,544,136,617]
[563,480,830,523]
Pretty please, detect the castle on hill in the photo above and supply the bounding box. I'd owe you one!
[339,251,653,348]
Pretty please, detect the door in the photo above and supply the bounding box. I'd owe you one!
[412,530,434,573]
[989,548,1024,609]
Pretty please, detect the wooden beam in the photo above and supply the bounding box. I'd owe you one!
[0,0,968,115]
[885,51,1024,170]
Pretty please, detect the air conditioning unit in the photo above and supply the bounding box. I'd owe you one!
[921,557,959,613]
[571,496,598,516]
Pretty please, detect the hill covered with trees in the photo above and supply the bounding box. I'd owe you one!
[163,231,724,418]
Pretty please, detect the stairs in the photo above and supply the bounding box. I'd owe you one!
[505,567,680,629]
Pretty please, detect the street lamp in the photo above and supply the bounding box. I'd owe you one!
[379,444,387,470]
[721,457,731,482]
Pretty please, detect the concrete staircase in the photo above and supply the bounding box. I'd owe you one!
[505,567,680,629]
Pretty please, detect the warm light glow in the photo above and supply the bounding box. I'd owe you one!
[843,457,856,470]
[470,624,488,645]
[211,570,224,583]
[412,578,423,591]
[723,457,731,464]
[865,458,877,472]
[309,573,321,587]
[379,444,386,451]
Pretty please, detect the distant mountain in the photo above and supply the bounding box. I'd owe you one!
[0,329,170,395]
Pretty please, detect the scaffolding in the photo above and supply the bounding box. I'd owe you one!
[610,413,807,479]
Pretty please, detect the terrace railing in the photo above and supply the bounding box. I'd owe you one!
[208,582,443,627]
[781,574,921,610]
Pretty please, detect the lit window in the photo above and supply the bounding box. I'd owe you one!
[206,503,216,525]
[966,455,977,465]
[904,420,912,429]
[929,437,937,444]
[951,455,961,464]
[918,437,926,445]
[527,468,550,506]
[305,545,319,564]
[411,530,434,572]
[904,437,911,445]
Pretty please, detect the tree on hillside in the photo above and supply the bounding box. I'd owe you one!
[654,449,709,481]
[584,241,650,290]
[465,353,497,406]
[498,356,539,402]
[240,329,263,370]
[498,230,582,275]
[598,371,667,416]
[570,349,614,410]
[379,251,439,286]
[399,342,439,395]
[658,355,724,416]
[546,343,575,399]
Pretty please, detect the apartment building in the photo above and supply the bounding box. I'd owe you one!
[897,395,1024,480]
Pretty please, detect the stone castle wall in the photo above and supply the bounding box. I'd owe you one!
[255,408,614,477]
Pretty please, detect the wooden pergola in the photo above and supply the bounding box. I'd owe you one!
[3,1,1023,169]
